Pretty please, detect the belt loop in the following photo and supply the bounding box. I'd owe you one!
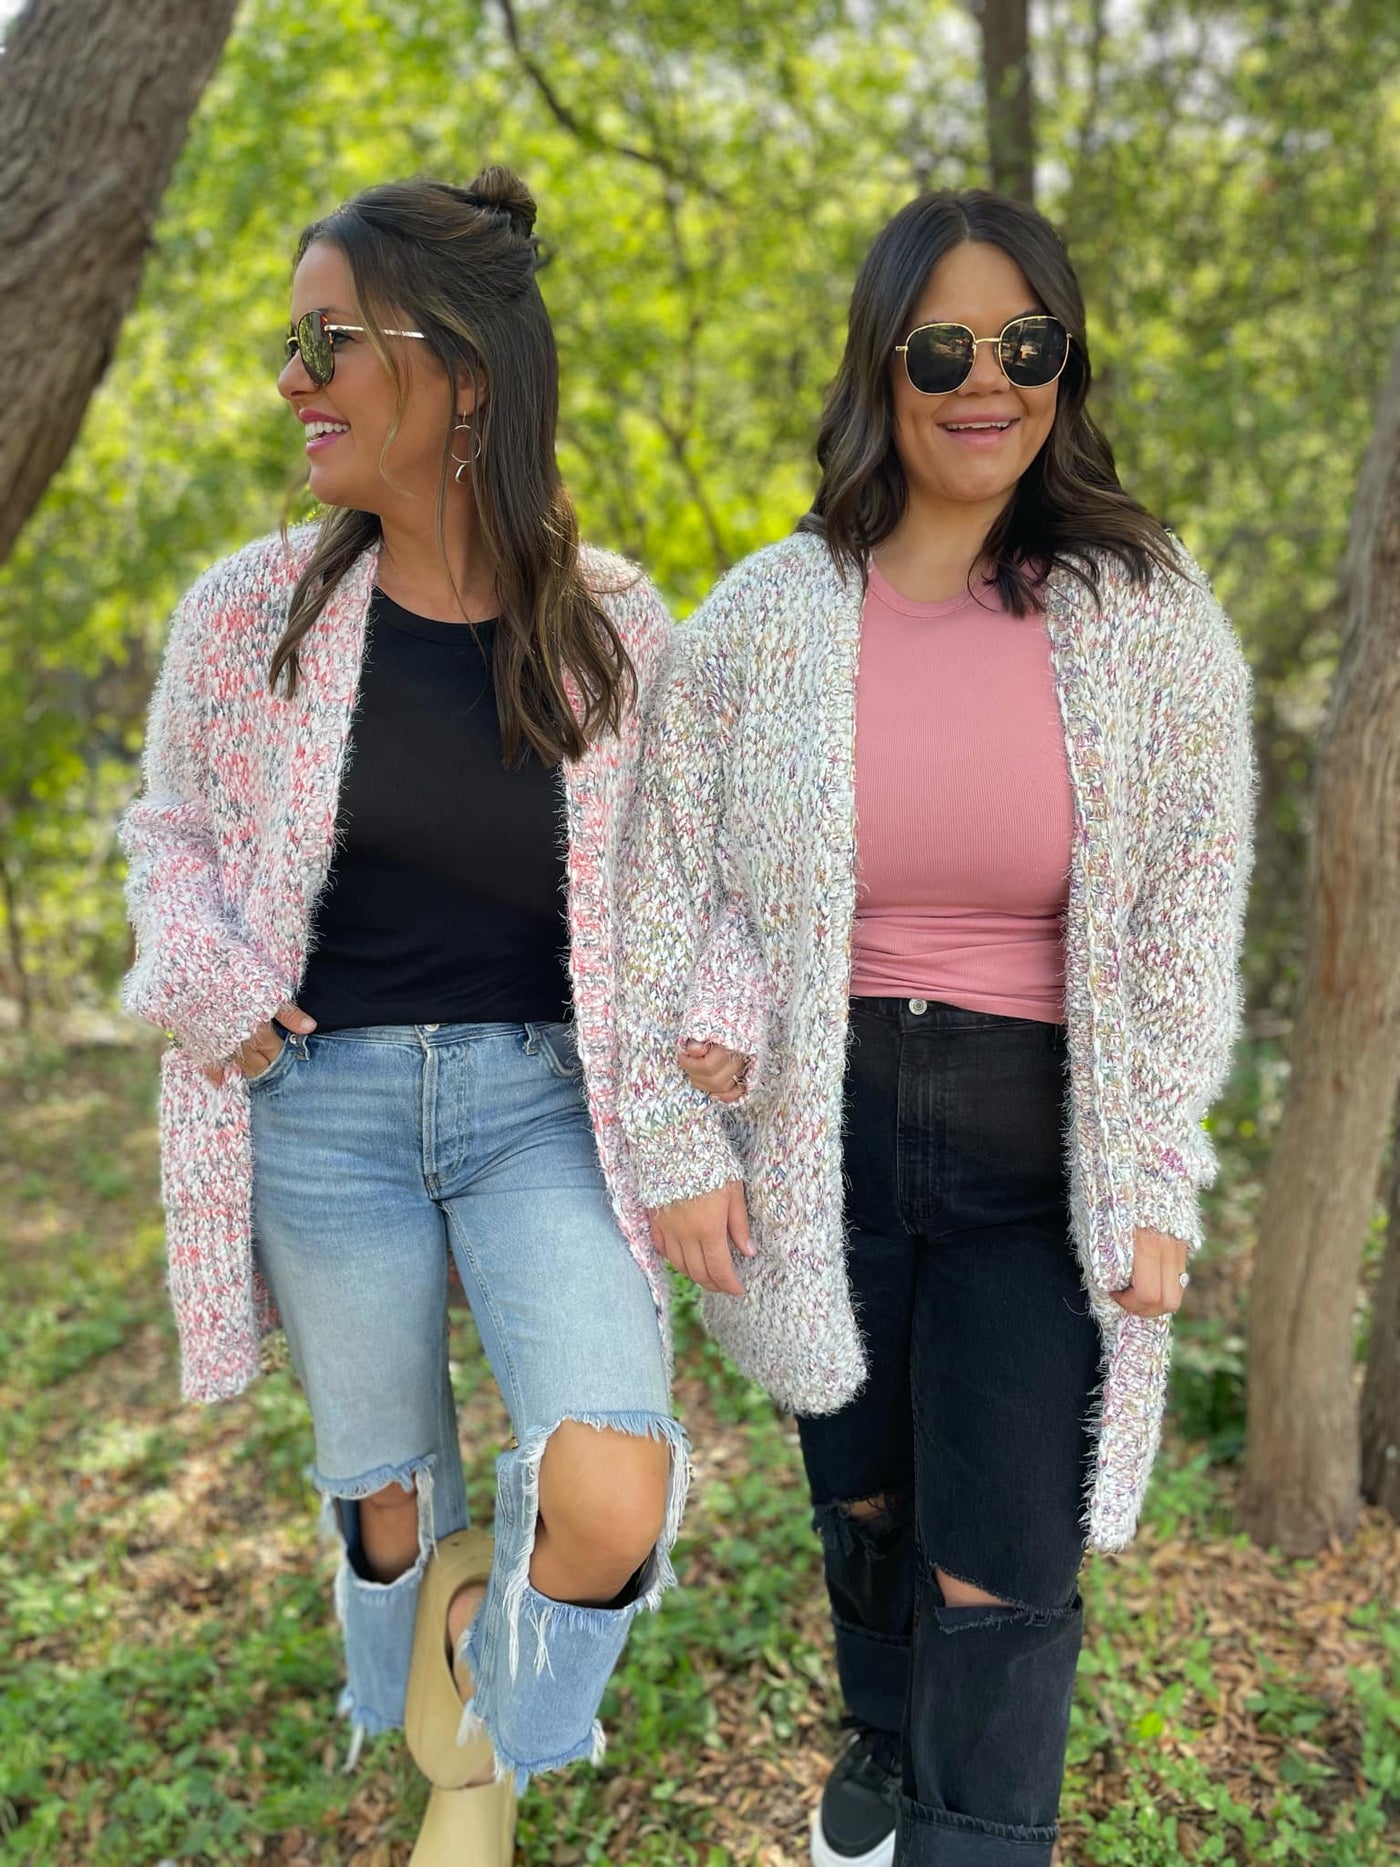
[276,1023,309,1061]
[522,1021,540,1056]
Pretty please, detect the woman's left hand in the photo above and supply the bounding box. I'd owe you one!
[1111,1228,1190,1317]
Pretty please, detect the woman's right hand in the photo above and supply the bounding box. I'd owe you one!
[203,1002,317,1086]
[649,1181,756,1296]
[677,1037,752,1104]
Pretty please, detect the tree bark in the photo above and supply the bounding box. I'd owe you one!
[970,0,1036,206]
[1359,1082,1400,1517]
[0,0,239,568]
[1240,330,1400,1556]
[0,854,33,1031]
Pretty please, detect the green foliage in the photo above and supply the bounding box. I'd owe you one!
[1170,1320,1249,1460]
[2,0,1398,1014]
[3,12,1399,1856]
[2,1041,1397,1864]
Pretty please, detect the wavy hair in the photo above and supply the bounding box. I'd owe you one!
[800,189,1181,610]
[270,167,634,765]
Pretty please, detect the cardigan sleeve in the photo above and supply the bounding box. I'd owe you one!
[1124,580,1256,1250]
[615,606,767,1207]
[612,568,771,1076]
[677,893,772,1093]
[119,584,287,1067]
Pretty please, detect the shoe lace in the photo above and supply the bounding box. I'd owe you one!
[840,1718,901,1786]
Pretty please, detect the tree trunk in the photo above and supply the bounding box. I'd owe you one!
[1359,1083,1400,1517]
[0,854,34,1031]
[970,0,1036,206]
[1240,331,1400,1555]
[0,0,239,568]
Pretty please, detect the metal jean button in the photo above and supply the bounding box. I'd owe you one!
[908,998,928,1015]
[422,1022,440,1032]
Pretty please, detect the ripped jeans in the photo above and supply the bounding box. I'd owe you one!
[797,998,1101,1865]
[249,1020,686,1784]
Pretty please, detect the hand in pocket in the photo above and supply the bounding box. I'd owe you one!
[204,1002,317,1086]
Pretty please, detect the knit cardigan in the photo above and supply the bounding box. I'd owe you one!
[615,531,1255,1551]
[121,527,674,1404]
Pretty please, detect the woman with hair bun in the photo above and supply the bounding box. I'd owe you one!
[122,167,686,1863]
[618,189,1253,1865]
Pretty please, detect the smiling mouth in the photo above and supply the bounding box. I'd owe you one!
[940,419,1017,433]
[304,420,349,444]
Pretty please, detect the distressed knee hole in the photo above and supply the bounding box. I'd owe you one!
[495,1412,689,1681]
[317,1455,436,1587]
[815,1487,908,1557]
[360,1480,420,1516]
[536,1419,674,1591]
[930,1562,1083,1632]
[934,1565,1011,1609]
[841,1493,895,1532]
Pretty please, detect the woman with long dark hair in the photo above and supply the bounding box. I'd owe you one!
[122,168,686,1865]
[617,190,1253,1865]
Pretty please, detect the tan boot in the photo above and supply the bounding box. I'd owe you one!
[408,1777,518,1866]
[405,1528,495,1788]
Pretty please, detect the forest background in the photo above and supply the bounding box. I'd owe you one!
[1,1,1398,1863]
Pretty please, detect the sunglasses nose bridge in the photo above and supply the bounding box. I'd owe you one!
[962,332,1011,390]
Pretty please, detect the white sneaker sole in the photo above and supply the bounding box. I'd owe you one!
[809,1806,896,1867]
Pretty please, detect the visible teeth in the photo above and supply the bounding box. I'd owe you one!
[305,421,349,439]
[944,421,1012,431]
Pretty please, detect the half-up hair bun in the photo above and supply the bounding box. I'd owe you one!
[463,165,538,240]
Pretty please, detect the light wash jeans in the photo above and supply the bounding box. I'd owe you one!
[249,1019,686,1784]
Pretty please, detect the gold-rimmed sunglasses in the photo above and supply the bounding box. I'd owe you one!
[283,310,426,388]
[894,314,1071,396]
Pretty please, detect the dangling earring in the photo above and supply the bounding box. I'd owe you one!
[451,413,483,483]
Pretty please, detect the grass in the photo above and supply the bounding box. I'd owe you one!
[0,1037,1396,1865]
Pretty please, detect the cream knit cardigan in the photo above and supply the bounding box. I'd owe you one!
[121,528,674,1404]
[616,531,1254,1551]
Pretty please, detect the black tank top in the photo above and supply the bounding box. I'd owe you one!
[298,591,571,1030]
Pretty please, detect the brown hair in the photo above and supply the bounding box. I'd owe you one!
[800,189,1181,610]
[270,167,634,765]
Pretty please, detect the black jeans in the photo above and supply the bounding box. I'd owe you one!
[797,998,1100,1866]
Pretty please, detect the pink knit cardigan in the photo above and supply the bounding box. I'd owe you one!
[121,528,673,1403]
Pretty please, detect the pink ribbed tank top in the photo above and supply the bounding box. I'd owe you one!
[849,564,1074,1023]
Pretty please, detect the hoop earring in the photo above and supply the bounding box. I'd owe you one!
[451,414,483,482]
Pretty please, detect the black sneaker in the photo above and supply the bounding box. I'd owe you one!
[810,1723,900,1867]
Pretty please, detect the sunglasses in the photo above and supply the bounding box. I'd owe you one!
[283,310,426,388]
[894,314,1071,396]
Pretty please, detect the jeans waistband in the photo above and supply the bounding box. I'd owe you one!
[849,996,1066,1038]
[280,1019,569,1049]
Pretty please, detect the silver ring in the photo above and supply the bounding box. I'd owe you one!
[1178,1271,1190,1289]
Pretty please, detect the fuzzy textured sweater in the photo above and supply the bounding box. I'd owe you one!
[615,531,1254,1551]
[121,529,674,1404]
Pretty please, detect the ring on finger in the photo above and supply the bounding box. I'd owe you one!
[1178,1271,1190,1289]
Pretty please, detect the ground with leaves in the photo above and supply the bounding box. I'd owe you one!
[1,1038,1396,1866]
